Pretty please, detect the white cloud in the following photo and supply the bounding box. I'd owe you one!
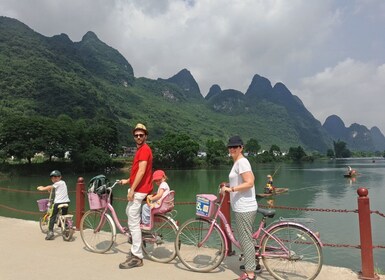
[293,59,385,132]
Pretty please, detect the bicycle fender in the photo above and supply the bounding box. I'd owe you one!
[156,214,179,231]
[265,222,323,246]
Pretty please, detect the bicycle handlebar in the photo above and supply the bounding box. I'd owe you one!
[107,180,121,191]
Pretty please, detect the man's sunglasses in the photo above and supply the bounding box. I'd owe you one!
[134,133,145,138]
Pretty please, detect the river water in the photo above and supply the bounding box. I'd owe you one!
[1,158,384,272]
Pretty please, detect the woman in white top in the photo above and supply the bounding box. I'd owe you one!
[221,135,258,280]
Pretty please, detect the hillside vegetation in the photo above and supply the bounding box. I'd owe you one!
[1,16,384,159]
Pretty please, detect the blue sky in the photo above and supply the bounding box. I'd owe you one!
[2,0,385,134]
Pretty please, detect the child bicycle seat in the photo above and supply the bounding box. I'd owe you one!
[151,191,175,215]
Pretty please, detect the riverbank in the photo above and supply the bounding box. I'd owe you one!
[1,216,382,280]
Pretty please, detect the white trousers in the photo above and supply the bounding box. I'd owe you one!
[126,192,147,259]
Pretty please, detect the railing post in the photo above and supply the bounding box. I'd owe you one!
[75,177,85,231]
[220,191,233,255]
[357,187,378,280]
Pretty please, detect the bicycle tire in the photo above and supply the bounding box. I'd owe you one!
[175,218,225,272]
[261,224,323,280]
[142,214,178,263]
[39,214,49,233]
[62,218,74,241]
[80,210,116,253]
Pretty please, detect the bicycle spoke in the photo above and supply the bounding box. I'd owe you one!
[80,210,115,253]
[175,218,225,272]
[261,224,322,280]
[142,215,177,263]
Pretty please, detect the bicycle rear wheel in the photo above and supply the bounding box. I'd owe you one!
[39,214,49,233]
[261,224,323,280]
[142,214,178,263]
[80,210,116,253]
[175,218,225,272]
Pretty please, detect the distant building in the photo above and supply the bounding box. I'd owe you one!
[197,151,207,158]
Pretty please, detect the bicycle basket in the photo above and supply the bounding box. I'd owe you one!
[37,198,50,212]
[196,194,217,217]
[88,174,110,195]
[88,193,107,210]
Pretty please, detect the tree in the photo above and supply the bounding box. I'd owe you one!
[0,115,47,163]
[205,139,227,166]
[86,118,119,154]
[152,133,199,168]
[287,146,307,161]
[72,145,112,172]
[42,115,78,161]
[326,149,335,158]
[245,138,260,156]
[269,144,281,156]
[333,140,351,158]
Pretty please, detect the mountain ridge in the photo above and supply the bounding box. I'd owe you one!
[1,16,384,153]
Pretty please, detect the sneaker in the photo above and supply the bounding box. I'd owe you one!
[119,254,143,269]
[45,231,54,240]
[238,272,255,280]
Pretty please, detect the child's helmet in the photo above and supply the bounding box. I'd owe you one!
[50,170,61,177]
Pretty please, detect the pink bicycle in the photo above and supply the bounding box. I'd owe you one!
[175,187,323,280]
[80,180,178,263]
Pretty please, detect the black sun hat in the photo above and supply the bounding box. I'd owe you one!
[227,135,244,147]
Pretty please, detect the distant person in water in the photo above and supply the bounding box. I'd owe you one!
[264,174,275,194]
[347,166,356,177]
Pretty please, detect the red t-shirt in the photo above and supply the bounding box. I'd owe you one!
[129,143,153,194]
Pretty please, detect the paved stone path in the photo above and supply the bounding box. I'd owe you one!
[0,216,383,280]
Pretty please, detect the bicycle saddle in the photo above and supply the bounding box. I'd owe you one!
[257,208,275,218]
[58,203,69,209]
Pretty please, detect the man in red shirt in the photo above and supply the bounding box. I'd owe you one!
[119,123,153,269]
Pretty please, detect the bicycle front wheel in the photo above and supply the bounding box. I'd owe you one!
[80,210,116,253]
[39,214,49,233]
[175,218,225,272]
[261,224,323,280]
[62,218,74,242]
[142,214,178,263]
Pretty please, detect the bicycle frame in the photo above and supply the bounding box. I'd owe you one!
[91,182,176,236]
[198,191,322,258]
[82,180,179,262]
[93,181,127,235]
[99,202,126,233]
